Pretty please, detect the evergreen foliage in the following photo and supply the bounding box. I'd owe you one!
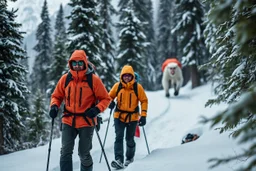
[27,90,49,147]
[203,1,256,170]
[116,1,149,77]
[118,0,157,90]
[48,4,68,96]
[31,0,53,94]
[98,0,118,90]
[157,0,176,60]
[142,0,158,90]
[66,0,102,71]
[173,0,207,88]
[156,0,178,90]
[0,1,29,154]
[47,4,67,138]
[19,45,30,110]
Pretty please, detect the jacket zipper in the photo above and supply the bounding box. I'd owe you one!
[79,87,82,107]
[119,93,122,109]
[68,87,71,106]
[129,93,132,108]
[74,73,78,113]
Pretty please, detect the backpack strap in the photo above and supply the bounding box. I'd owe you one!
[116,82,138,97]
[62,72,96,128]
[116,82,123,96]
[86,72,93,91]
[133,82,138,97]
[65,72,73,89]
[82,72,98,105]
[64,72,94,91]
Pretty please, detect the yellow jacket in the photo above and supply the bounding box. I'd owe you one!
[109,65,148,123]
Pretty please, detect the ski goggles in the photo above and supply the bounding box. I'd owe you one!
[122,74,133,78]
[71,61,84,66]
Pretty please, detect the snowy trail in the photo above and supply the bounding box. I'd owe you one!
[51,87,191,171]
[2,83,247,171]
[90,88,193,171]
[60,89,174,171]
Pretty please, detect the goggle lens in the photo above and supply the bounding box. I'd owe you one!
[72,61,84,66]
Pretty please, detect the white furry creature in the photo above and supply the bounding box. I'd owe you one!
[162,62,183,97]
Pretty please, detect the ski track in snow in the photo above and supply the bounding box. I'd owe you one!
[51,87,195,171]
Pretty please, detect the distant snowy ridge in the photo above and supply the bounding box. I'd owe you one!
[7,0,70,35]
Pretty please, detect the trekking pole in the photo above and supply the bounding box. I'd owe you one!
[92,118,111,171]
[99,109,113,163]
[46,118,54,171]
[142,126,150,154]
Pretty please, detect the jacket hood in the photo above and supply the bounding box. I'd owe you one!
[120,65,135,87]
[68,50,90,78]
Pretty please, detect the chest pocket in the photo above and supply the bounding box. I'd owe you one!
[64,72,95,108]
[116,88,139,112]
[64,81,94,108]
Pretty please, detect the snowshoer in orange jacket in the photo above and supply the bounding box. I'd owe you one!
[108,65,148,169]
[49,50,111,171]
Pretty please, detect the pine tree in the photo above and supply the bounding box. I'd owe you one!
[143,0,158,90]
[173,0,207,88]
[18,45,31,146]
[31,0,53,94]
[98,0,118,90]
[48,4,68,95]
[20,45,30,110]
[27,90,49,147]
[47,4,67,138]
[116,1,148,75]
[203,1,256,170]
[0,0,29,154]
[157,0,176,60]
[66,0,102,71]
[118,0,157,90]
[156,0,178,89]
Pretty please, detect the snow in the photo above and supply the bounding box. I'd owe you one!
[0,82,250,171]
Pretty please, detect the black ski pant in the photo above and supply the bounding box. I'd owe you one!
[114,118,137,163]
[60,123,94,171]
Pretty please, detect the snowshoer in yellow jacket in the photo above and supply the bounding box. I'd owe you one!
[108,65,148,169]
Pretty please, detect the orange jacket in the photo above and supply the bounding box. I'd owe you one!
[50,50,111,128]
[161,58,182,72]
[109,65,148,123]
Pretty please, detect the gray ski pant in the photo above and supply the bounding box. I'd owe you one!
[60,123,94,171]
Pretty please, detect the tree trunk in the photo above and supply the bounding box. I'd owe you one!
[190,64,201,89]
[182,66,190,87]
[0,115,4,155]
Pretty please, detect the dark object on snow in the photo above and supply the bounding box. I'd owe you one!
[181,133,199,144]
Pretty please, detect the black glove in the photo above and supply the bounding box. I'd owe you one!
[49,105,58,119]
[96,116,103,131]
[138,116,146,126]
[86,107,101,118]
[108,101,115,110]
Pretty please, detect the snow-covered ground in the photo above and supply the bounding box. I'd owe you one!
[0,82,249,171]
